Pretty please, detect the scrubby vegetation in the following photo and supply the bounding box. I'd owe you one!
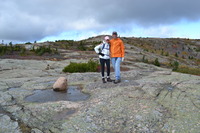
[1,36,200,76]
[0,44,22,55]
[62,59,99,73]
[54,39,101,51]
[141,56,162,67]
[0,44,58,56]
[126,37,199,60]
[34,46,57,56]
[166,61,200,75]
[140,57,200,76]
[173,65,200,76]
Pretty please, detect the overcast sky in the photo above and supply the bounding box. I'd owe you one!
[1,0,200,43]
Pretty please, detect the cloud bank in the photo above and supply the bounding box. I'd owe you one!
[0,0,200,42]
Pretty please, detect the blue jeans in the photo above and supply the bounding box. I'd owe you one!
[111,57,122,80]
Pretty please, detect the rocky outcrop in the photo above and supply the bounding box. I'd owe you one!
[0,59,199,133]
[0,115,21,133]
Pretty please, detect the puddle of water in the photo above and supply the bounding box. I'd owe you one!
[164,84,175,91]
[8,87,18,91]
[24,86,90,103]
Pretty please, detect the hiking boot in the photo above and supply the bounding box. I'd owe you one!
[102,78,106,83]
[114,79,121,84]
[107,77,113,82]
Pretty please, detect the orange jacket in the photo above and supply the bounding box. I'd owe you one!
[110,38,125,58]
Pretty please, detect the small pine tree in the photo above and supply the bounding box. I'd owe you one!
[9,42,13,53]
[161,50,164,55]
[154,58,160,67]
[188,56,194,59]
[3,46,7,55]
[172,61,179,71]
[47,45,52,53]
[175,52,178,57]
[32,46,35,51]
[20,48,26,56]
[142,55,149,63]
[0,46,3,55]
[142,55,146,62]
[145,58,149,63]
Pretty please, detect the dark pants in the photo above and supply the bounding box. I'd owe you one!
[99,58,110,78]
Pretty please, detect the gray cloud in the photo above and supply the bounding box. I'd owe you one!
[0,0,200,42]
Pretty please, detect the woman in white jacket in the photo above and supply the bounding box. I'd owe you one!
[94,36,113,83]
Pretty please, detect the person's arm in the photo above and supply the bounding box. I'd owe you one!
[94,44,102,54]
[109,40,112,57]
[121,41,125,57]
[94,43,104,56]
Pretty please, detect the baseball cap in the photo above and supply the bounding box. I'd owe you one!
[112,31,118,35]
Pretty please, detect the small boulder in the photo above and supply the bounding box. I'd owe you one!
[53,77,67,91]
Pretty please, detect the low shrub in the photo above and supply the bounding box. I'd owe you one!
[62,60,99,73]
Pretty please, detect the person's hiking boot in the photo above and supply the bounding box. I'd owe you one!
[102,78,106,83]
[107,77,113,82]
[114,79,121,84]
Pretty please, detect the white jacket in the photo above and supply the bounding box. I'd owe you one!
[94,41,110,59]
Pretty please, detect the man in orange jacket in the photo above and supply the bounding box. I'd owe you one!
[110,31,125,84]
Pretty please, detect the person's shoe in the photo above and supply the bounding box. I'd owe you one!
[102,78,106,83]
[114,79,121,84]
[107,77,113,82]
